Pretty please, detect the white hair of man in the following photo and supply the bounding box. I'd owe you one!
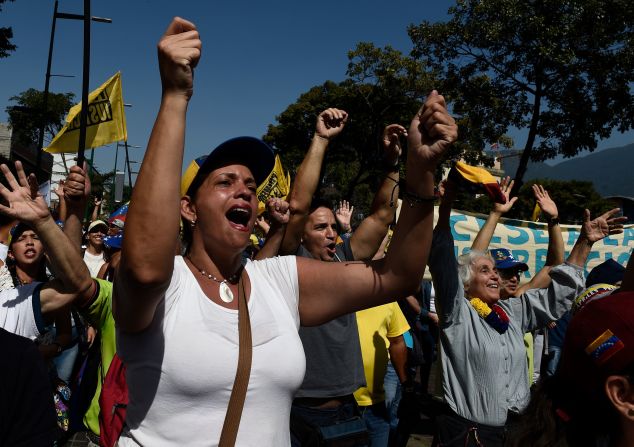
[457,250,494,289]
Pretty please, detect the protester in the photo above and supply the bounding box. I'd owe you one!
[509,254,634,446]
[353,235,410,446]
[0,327,60,446]
[546,258,627,377]
[112,16,455,446]
[428,176,625,447]
[83,219,109,277]
[281,116,405,445]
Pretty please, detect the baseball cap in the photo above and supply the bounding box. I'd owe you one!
[88,220,108,233]
[490,248,529,272]
[180,137,275,197]
[558,291,634,407]
[586,259,626,288]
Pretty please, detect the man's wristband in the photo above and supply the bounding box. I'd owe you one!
[547,216,560,227]
[384,159,400,173]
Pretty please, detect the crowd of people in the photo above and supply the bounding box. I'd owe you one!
[1,16,634,447]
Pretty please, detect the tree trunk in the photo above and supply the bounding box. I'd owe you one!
[513,79,543,196]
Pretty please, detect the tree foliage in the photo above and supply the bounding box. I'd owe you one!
[408,0,634,191]
[0,0,17,58]
[6,88,75,148]
[264,44,432,217]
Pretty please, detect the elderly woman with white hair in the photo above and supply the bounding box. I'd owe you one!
[428,180,625,447]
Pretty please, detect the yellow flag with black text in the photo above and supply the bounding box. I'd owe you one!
[257,155,291,215]
[44,72,127,153]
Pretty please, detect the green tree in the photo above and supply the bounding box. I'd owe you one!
[408,0,634,193]
[265,45,433,218]
[6,88,75,148]
[0,0,17,58]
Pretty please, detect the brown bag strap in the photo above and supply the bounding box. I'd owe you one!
[218,271,252,447]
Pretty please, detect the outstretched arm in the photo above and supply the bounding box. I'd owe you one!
[470,176,517,252]
[436,179,456,232]
[0,162,93,316]
[298,91,458,325]
[516,184,564,294]
[255,198,290,260]
[115,17,201,332]
[279,108,347,255]
[349,124,405,261]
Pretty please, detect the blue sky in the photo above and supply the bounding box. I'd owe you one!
[1,0,632,179]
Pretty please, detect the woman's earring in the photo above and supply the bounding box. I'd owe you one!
[190,219,196,228]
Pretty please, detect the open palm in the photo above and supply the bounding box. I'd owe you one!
[582,208,627,243]
[0,162,50,224]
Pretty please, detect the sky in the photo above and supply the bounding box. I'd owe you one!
[1,0,632,181]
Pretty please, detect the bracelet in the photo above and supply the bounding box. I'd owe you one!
[547,216,560,226]
[314,134,329,142]
[403,190,436,208]
[53,342,63,356]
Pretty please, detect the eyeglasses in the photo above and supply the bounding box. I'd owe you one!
[498,269,521,280]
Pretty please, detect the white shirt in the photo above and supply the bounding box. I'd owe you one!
[0,282,43,340]
[83,250,105,278]
[117,255,306,447]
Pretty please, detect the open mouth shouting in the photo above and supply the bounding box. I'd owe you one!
[226,205,252,232]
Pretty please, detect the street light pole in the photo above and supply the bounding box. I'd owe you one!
[36,0,111,173]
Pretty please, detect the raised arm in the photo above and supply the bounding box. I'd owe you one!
[517,208,626,331]
[567,208,625,268]
[279,108,347,255]
[114,17,201,332]
[0,162,93,316]
[348,124,405,261]
[470,176,517,252]
[255,198,290,260]
[297,91,457,325]
[516,184,564,294]
[90,196,102,223]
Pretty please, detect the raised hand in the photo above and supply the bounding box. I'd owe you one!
[64,163,90,205]
[52,179,65,198]
[158,17,202,99]
[0,162,50,225]
[381,124,407,164]
[581,208,627,243]
[335,200,354,232]
[315,108,348,140]
[407,91,458,169]
[255,215,271,234]
[532,184,557,219]
[438,179,457,204]
[493,176,518,214]
[266,197,290,226]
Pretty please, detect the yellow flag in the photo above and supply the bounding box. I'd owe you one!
[531,202,542,222]
[45,72,127,153]
[256,155,291,215]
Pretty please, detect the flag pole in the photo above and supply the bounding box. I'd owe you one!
[76,0,91,166]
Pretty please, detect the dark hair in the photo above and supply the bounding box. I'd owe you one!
[7,224,49,286]
[508,373,623,447]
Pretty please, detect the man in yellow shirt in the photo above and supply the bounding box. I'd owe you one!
[354,302,410,446]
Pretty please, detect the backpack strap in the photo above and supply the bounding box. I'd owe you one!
[218,271,252,447]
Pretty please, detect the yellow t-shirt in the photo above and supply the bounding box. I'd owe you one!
[354,303,410,406]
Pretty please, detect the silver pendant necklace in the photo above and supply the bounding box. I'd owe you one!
[187,257,241,303]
